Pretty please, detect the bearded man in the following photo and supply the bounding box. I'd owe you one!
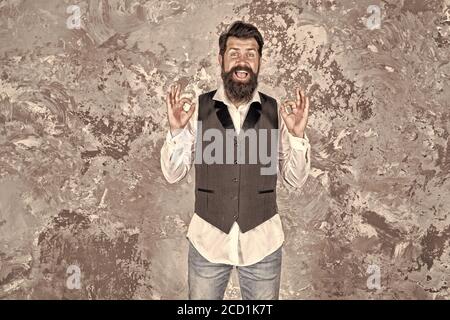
[160,20,311,300]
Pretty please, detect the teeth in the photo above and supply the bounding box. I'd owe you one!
[235,71,248,79]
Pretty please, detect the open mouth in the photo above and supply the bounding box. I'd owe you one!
[233,70,249,81]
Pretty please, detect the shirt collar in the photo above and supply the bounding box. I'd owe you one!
[213,81,261,107]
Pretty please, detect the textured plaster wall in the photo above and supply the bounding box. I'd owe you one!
[0,0,449,299]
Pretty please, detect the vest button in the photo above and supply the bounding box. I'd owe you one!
[234,160,237,164]
[233,178,238,182]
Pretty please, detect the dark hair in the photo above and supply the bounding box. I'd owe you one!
[219,21,264,57]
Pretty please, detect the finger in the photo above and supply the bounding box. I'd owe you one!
[175,83,181,104]
[166,91,172,110]
[186,101,196,118]
[280,102,289,120]
[172,84,178,106]
[295,102,305,117]
[286,100,296,113]
[178,97,193,110]
[170,84,175,108]
[296,96,309,122]
[296,88,301,108]
[301,89,306,110]
[285,100,296,108]
[283,102,292,116]
[297,88,304,109]
[304,96,309,120]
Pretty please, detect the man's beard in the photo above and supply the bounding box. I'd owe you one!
[221,63,258,105]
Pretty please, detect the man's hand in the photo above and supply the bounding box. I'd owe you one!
[280,87,310,138]
[166,83,196,135]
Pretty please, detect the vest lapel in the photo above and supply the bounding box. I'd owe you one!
[214,92,263,133]
[241,100,262,131]
[214,100,235,131]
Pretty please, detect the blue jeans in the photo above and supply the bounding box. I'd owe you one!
[188,241,282,300]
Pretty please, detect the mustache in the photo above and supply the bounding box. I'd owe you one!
[229,65,254,75]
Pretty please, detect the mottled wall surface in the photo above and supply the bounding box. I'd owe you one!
[0,0,449,299]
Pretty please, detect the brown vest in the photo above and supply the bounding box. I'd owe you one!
[194,89,279,233]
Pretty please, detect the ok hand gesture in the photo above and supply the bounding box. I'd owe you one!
[280,87,310,138]
[166,83,196,135]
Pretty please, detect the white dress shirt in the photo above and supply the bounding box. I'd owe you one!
[160,82,311,266]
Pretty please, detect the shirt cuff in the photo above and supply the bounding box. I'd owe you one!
[166,127,189,145]
[288,131,310,151]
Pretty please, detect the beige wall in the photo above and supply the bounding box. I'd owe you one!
[0,0,449,299]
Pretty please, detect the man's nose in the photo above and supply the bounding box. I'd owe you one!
[235,62,251,70]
